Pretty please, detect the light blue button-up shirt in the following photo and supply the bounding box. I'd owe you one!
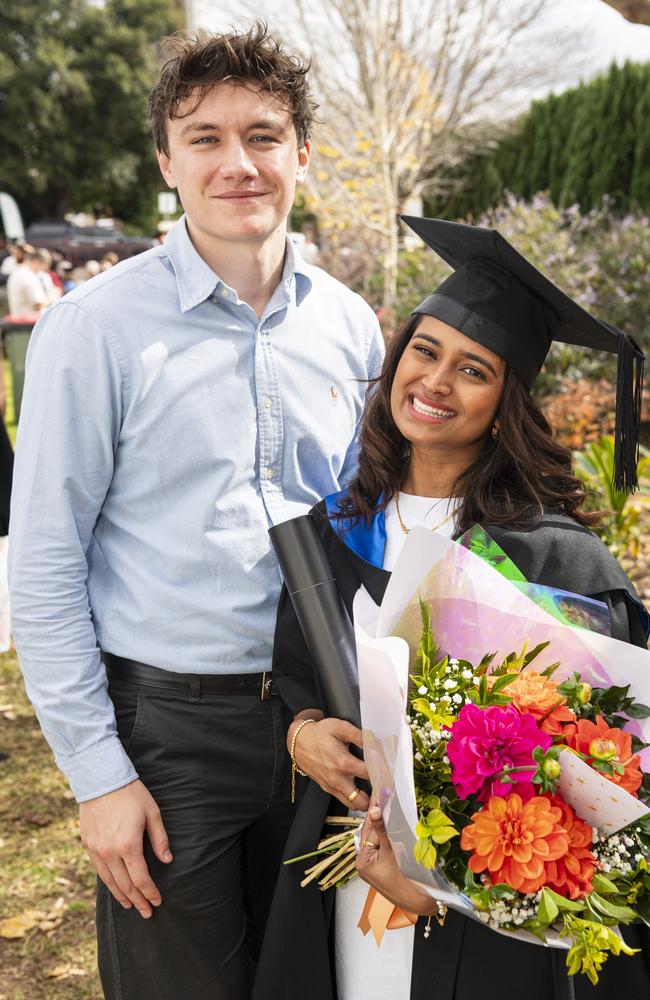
[9,219,384,801]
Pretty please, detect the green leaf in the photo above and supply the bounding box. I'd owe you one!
[587,893,638,923]
[538,888,560,925]
[422,808,459,844]
[591,873,619,896]
[544,889,585,913]
[523,641,551,666]
[464,869,480,892]
[625,703,650,719]
[635,894,650,926]
[490,673,518,694]
[413,837,437,869]
[631,735,649,754]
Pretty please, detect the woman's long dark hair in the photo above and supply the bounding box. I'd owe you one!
[338,316,600,532]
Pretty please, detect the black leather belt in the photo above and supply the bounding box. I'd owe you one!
[102,652,273,701]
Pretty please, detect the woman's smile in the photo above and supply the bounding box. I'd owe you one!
[408,394,457,422]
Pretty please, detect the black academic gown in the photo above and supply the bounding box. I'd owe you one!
[253,499,650,1000]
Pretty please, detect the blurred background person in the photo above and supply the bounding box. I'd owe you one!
[57,259,76,292]
[100,251,119,271]
[6,247,47,315]
[33,248,63,306]
[1,242,29,279]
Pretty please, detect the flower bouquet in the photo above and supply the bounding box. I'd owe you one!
[289,525,650,983]
[406,598,650,983]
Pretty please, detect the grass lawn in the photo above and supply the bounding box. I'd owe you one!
[0,651,101,999]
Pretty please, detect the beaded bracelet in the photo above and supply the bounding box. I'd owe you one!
[289,717,317,803]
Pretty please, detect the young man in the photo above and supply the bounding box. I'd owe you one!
[9,25,383,1000]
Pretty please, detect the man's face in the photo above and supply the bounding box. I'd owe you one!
[157,81,310,250]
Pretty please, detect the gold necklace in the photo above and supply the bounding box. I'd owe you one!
[394,493,459,536]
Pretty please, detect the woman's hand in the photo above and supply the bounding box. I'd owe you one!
[356,806,439,916]
[289,713,370,810]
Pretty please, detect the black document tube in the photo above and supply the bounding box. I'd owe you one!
[269,514,361,728]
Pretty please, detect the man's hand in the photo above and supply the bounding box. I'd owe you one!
[290,715,370,811]
[79,779,173,918]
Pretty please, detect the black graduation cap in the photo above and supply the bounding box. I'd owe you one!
[402,215,645,493]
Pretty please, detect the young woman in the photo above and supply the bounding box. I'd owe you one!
[253,218,650,1000]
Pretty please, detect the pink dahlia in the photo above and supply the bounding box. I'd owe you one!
[446,704,552,801]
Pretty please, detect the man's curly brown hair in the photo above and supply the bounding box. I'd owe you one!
[148,22,318,155]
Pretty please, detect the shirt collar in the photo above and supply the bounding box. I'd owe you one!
[164,216,313,313]
[283,237,313,307]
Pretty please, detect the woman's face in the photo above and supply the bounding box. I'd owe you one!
[390,315,505,458]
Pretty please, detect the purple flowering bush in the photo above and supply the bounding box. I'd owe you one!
[392,193,650,396]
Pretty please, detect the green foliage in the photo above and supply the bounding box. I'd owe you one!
[564,913,639,985]
[574,436,650,557]
[428,61,650,218]
[463,869,515,909]
[486,641,552,678]
[414,799,458,869]
[468,670,517,708]
[0,0,183,226]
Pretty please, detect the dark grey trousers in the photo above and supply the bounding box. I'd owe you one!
[96,665,293,1000]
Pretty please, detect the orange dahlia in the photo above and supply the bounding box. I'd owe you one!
[563,715,643,796]
[505,670,577,736]
[461,792,569,894]
[543,794,595,899]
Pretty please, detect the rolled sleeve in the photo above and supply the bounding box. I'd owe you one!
[8,301,136,801]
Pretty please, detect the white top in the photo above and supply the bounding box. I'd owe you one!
[383,493,460,571]
[6,263,45,314]
[335,492,461,1000]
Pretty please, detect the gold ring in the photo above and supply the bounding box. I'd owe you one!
[362,840,378,848]
[347,788,359,802]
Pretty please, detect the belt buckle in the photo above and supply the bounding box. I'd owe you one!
[260,672,272,701]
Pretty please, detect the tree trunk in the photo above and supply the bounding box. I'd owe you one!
[383,216,399,308]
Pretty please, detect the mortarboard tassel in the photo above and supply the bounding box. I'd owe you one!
[610,324,644,494]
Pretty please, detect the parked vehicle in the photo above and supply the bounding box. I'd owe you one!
[23,221,155,266]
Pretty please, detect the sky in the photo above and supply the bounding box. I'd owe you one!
[190,0,650,102]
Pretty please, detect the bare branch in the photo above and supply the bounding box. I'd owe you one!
[225,0,586,303]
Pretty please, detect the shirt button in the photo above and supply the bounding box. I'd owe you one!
[265,468,274,480]
[220,288,229,298]
[263,397,272,409]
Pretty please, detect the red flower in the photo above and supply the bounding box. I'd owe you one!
[563,715,642,796]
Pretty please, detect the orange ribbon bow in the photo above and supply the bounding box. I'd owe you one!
[357,887,418,946]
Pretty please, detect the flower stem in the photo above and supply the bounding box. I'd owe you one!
[493,765,536,780]
[537,698,565,725]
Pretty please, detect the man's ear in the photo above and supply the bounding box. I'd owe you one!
[156,149,177,189]
[296,140,311,184]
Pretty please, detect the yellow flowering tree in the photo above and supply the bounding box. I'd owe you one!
[279,0,582,305]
